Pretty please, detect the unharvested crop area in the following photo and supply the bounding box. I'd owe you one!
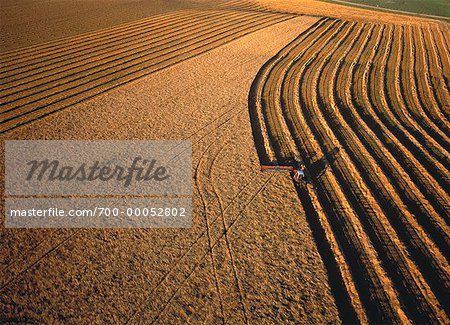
[249,16,450,323]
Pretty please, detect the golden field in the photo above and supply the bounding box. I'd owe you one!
[1,0,449,323]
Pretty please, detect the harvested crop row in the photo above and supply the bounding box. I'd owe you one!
[249,18,450,323]
[282,29,406,324]
[292,21,446,323]
[219,0,264,12]
[400,26,450,153]
[0,10,206,69]
[351,26,450,237]
[350,26,450,255]
[251,19,407,324]
[386,27,450,170]
[435,28,450,79]
[317,22,449,319]
[1,10,263,100]
[0,11,235,85]
[259,19,342,162]
[0,9,293,133]
[413,27,450,136]
[422,27,450,122]
[369,26,450,181]
[248,18,330,164]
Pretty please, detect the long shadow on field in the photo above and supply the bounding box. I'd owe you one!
[309,147,340,180]
[248,81,359,323]
[248,58,275,166]
[293,182,360,324]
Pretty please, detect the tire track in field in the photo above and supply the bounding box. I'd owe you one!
[1,104,270,324]
[2,52,277,319]
[193,128,249,324]
[0,9,294,133]
[146,175,275,325]
[128,142,274,324]
[210,143,249,324]
[0,104,244,287]
[0,105,245,290]
[195,141,227,324]
[249,19,450,323]
[0,39,273,292]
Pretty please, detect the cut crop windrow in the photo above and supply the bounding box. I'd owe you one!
[0,12,292,133]
[414,27,450,136]
[280,22,407,324]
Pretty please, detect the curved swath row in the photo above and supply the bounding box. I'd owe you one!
[0,8,294,133]
[218,0,265,12]
[249,18,450,323]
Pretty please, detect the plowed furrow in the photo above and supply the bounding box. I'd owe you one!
[423,27,450,121]
[1,11,261,101]
[299,21,446,323]
[326,24,450,317]
[403,26,450,151]
[0,13,291,133]
[0,10,231,87]
[279,23,407,324]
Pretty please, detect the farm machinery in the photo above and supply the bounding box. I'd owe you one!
[260,160,308,186]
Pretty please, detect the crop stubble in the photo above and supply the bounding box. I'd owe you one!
[1,0,449,323]
[0,8,294,133]
[249,17,450,323]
